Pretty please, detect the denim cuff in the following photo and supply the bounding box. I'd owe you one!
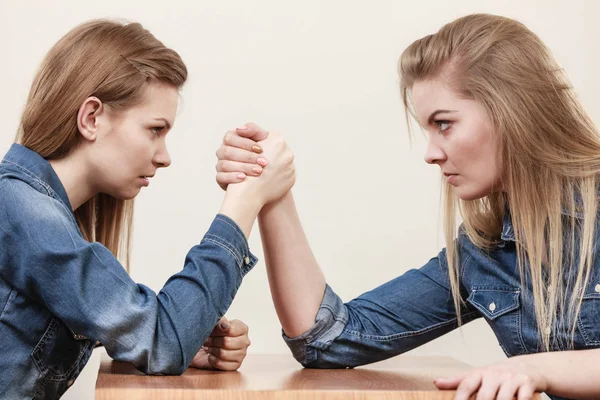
[202,214,258,276]
[282,284,348,365]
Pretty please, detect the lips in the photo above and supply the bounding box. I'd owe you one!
[444,173,458,185]
[139,173,155,187]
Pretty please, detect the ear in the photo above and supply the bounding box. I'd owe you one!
[77,97,104,142]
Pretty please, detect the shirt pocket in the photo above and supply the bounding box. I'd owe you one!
[578,283,600,346]
[467,287,527,356]
[31,316,93,382]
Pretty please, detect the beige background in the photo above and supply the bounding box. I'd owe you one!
[1,1,598,398]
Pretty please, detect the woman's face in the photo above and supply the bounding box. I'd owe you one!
[411,78,503,200]
[90,82,178,199]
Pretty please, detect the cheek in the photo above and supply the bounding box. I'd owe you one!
[459,122,496,163]
[448,134,500,190]
[117,129,154,158]
[447,135,481,168]
[104,140,151,179]
[470,139,501,186]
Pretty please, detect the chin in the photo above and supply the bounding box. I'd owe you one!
[122,189,142,200]
[106,188,141,200]
[455,187,489,201]
[453,179,502,201]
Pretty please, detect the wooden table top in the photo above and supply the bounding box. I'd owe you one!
[95,354,541,399]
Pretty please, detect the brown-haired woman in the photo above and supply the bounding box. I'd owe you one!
[0,19,295,399]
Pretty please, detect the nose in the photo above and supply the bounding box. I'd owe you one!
[153,142,172,169]
[424,138,446,165]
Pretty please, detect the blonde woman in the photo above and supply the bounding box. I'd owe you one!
[216,14,600,400]
[0,20,295,399]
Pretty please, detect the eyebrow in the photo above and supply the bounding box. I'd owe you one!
[426,110,457,126]
[154,118,172,130]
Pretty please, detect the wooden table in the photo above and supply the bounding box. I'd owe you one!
[95,354,540,399]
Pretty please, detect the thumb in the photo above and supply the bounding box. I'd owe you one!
[237,122,269,141]
[210,316,231,336]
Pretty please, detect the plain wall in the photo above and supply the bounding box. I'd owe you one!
[1,1,599,398]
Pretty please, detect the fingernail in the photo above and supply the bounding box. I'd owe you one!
[237,173,246,180]
[220,322,230,330]
[252,145,263,154]
[257,158,268,167]
[237,126,247,130]
[202,345,209,351]
[252,167,263,174]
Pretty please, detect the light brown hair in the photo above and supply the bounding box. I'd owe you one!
[17,20,188,270]
[399,14,600,350]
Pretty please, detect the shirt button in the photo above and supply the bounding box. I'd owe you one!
[488,302,496,312]
[595,284,600,293]
[244,256,250,265]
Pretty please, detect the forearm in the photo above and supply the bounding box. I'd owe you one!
[258,191,326,337]
[512,348,600,399]
[218,183,262,238]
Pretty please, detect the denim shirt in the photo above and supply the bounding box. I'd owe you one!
[284,212,600,400]
[0,144,257,399]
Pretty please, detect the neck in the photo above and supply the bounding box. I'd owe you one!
[49,153,96,211]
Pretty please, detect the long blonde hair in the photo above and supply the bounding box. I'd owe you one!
[399,14,600,350]
[17,20,187,270]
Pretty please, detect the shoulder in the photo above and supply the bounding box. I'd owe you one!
[0,175,75,234]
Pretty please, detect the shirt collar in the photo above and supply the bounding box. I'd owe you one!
[1,143,73,211]
[500,208,516,243]
[501,201,586,245]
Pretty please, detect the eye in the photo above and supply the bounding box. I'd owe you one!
[434,120,451,133]
[150,126,165,136]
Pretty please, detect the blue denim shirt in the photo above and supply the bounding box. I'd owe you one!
[0,144,257,399]
[284,212,600,400]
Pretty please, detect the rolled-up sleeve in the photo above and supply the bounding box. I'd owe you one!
[0,177,258,375]
[283,250,480,368]
[283,284,348,365]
